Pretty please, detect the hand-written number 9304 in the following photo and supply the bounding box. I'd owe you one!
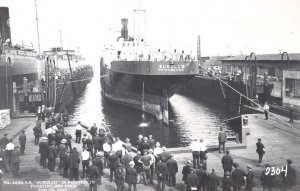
[265,166,287,177]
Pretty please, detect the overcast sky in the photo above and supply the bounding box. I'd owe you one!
[1,0,299,60]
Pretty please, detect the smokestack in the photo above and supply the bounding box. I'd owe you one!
[0,7,12,46]
[121,18,128,40]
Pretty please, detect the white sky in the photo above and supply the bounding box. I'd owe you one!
[1,0,300,60]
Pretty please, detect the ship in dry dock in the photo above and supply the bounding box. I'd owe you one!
[100,9,198,124]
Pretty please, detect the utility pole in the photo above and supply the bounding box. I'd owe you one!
[197,35,201,62]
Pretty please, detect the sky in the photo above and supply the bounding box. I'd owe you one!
[1,0,300,61]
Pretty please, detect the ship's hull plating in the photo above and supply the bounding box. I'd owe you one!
[100,59,198,124]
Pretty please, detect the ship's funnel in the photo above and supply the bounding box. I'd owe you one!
[121,18,128,40]
[0,7,12,47]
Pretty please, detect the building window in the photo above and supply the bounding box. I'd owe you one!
[285,78,300,99]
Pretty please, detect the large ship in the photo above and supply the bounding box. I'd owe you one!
[100,10,198,124]
[42,47,94,113]
[0,7,43,113]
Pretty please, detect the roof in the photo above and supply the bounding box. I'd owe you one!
[222,53,300,61]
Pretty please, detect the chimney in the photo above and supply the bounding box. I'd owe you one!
[121,18,128,40]
[0,7,12,46]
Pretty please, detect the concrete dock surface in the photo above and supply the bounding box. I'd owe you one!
[1,113,300,191]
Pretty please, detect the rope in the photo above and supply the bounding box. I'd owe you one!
[238,94,242,115]
[198,64,298,131]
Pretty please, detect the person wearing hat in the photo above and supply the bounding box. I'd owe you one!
[0,146,8,173]
[289,105,294,123]
[147,149,155,182]
[141,137,150,155]
[33,120,42,145]
[282,159,296,190]
[109,151,120,182]
[182,160,192,185]
[60,145,70,178]
[207,168,220,191]
[18,130,26,155]
[133,151,143,183]
[166,154,178,187]
[11,146,21,177]
[64,131,73,152]
[81,146,91,179]
[256,138,265,164]
[156,158,168,191]
[5,139,14,166]
[93,134,102,158]
[121,150,133,170]
[222,171,233,191]
[187,168,199,191]
[218,127,227,154]
[126,161,138,191]
[112,137,123,160]
[58,139,67,170]
[93,152,104,184]
[41,105,46,122]
[62,109,69,126]
[84,135,94,158]
[196,163,208,191]
[263,102,270,120]
[87,159,100,191]
[199,138,207,160]
[69,146,80,181]
[200,155,208,171]
[123,138,132,152]
[244,165,254,191]
[222,150,233,175]
[136,135,144,153]
[39,136,49,168]
[148,135,155,150]
[190,138,201,168]
[90,123,97,140]
[0,134,9,149]
[75,121,83,144]
[114,163,125,191]
[48,140,57,172]
[154,142,163,163]
[261,163,274,191]
[103,139,111,169]
[232,162,247,191]
[139,149,153,185]
[37,106,42,120]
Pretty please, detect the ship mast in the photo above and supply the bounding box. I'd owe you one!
[34,0,41,55]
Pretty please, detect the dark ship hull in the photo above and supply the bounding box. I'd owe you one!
[100,59,198,124]
[54,67,94,113]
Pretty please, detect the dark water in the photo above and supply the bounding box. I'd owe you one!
[68,65,232,148]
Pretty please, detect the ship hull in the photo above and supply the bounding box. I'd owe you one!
[100,59,198,124]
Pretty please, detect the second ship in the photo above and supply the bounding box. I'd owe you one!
[100,9,198,125]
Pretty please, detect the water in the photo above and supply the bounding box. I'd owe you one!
[68,65,232,148]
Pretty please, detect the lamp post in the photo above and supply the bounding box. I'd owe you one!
[249,52,257,98]
[281,52,289,100]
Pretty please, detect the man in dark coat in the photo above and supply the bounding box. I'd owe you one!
[182,160,192,185]
[48,141,57,172]
[0,134,9,148]
[156,159,168,191]
[136,135,144,152]
[133,151,143,182]
[11,146,21,177]
[244,165,254,191]
[139,150,153,185]
[261,163,274,191]
[282,159,297,191]
[93,152,104,185]
[33,121,42,145]
[85,136,94,158]
[126,161,138,191]
[207,169,220,191]
[196,163,208,191]
[148,135,155,149]
[93,134,101,157]
[109,151,120,182]
[0,147,8,172]
[256,138,265,164]
[231,162,246,191]
[87,159,100,191]
[166,154,178,187]
[90,123,97,140]
[141,137,150,155]
[187,168,199,191]
[60,149,70,178]
[69,147,80,181]
[223,171,233,191]
[122,150,133,170]
[58,139,67,170]
[64,131,72,151]
[222,150,233,175]
[39,137,49,168]
[55,130,65,149]
[289,105,294,123]
[18,130,26,155]
[114,163,125,191]
[62,109,69,126]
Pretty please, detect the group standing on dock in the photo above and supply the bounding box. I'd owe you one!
[0,110,298,191]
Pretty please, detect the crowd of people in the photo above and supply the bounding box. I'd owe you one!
[0,110,298,191]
